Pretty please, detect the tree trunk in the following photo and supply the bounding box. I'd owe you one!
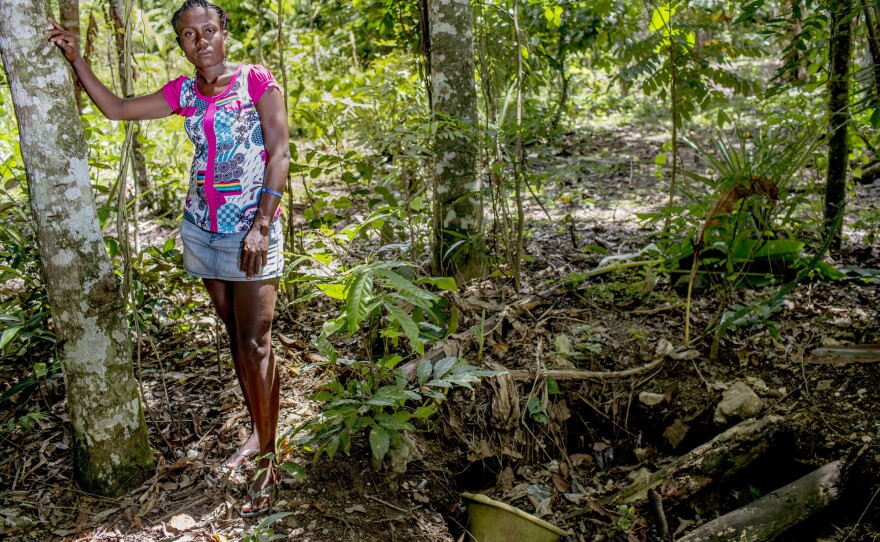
[108,0,150,200]
[0,0,154,496]
[58,0,82,111]
[677,460,843,542]
[428,0,484,282]
[825,0,853,250]
[861,0,880,100]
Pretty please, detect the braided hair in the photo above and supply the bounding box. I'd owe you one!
[171,0,228,36]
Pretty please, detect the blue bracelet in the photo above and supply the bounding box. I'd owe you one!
[261,187,283,198]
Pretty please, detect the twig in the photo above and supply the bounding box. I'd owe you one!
[507,359,664,382]
[159,495,209,522]
[365,494,418,513]
[648,489,670,541]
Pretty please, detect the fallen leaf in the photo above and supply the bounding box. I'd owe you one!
[552,474,571,493]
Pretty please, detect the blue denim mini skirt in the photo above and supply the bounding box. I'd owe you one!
[180,219,285,281]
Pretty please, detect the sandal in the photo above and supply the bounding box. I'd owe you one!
[238,484,275,518]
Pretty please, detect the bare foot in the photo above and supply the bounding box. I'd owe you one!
[239,461,276,517]
[224,433,260,470]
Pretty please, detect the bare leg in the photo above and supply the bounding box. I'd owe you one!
[231,278,280,515]
[203,279,260,469]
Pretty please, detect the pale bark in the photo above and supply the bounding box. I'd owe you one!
[429,0,484,281]
[677,460,843,542]
[0,0,153,496]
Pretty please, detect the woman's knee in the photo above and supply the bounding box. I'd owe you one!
[237,335,271,362]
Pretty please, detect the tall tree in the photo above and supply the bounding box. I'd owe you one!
[0,0,154,496]
[427,0,484,281]
[825,0,854,250]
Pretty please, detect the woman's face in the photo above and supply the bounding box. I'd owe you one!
[176,7,226,69]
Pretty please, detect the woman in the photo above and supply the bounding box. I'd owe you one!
[46,0,288,517]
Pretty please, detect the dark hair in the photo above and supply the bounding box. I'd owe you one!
[171,0,228,36]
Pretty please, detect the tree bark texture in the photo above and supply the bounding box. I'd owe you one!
[677,460,843,542]
[825,0,853,250]
[58,0,82,111]
[108,0,150,198]
[428,0,484,282]
[0,0,154,496]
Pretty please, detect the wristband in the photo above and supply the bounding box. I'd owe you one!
[261,187,283,198]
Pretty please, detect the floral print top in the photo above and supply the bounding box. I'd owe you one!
[162,64,281,233]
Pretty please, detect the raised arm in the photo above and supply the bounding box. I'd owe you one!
[44,18,172,121]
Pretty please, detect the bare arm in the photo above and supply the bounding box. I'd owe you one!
[240,87,290,278]
[44,18,172,121]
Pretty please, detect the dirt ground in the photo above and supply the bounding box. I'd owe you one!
[2,124,880,541]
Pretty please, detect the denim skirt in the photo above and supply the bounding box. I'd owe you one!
[180,219,285,281]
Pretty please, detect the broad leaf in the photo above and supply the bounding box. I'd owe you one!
[369,426,390,462]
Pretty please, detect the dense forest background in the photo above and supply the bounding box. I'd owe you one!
[1,0,879,540]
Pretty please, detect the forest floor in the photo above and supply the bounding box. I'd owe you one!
[2,122,880,542]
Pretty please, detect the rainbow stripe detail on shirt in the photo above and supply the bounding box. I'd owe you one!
[216,94,240,108]
[214,179,243,193]
[196,170,206,186]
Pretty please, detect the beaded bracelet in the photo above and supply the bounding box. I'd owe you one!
[261,187,283,198]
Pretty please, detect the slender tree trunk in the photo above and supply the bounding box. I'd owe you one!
[0,0,154,496]
[826,0,853,250]
[512,0,525,293]
[428,0,484,281]
[109,0,150,201]
[59,0,82,110]
[860,0,880,100]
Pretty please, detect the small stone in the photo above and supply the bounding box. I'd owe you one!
[167,514,196,534]
[639,392,666,407]
[714,381,764,424]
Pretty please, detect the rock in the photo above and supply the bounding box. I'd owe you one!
[167,514,196,534]
[639,391,666,407]
[714,382,764,424]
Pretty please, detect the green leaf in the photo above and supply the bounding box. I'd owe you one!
[367,385,411,407]
[412,404,439,419]
[0,326,22,350]
[418,276,458,291]
[655,153,668,166]
[383,301,424,355]
[649,5,671,32]
[416,358,432,386]
[316,283,346,300]
[376,269,438,302]
[546,376,560,395]
[369,426,390,462]
[433,356,458,379]
[345,272,374,332]
[280,461,307,482]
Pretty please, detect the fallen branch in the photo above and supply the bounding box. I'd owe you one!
[506,359,664,382]
[606,416,785,506]
[677,460,843,542]
[806,345,880,365]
